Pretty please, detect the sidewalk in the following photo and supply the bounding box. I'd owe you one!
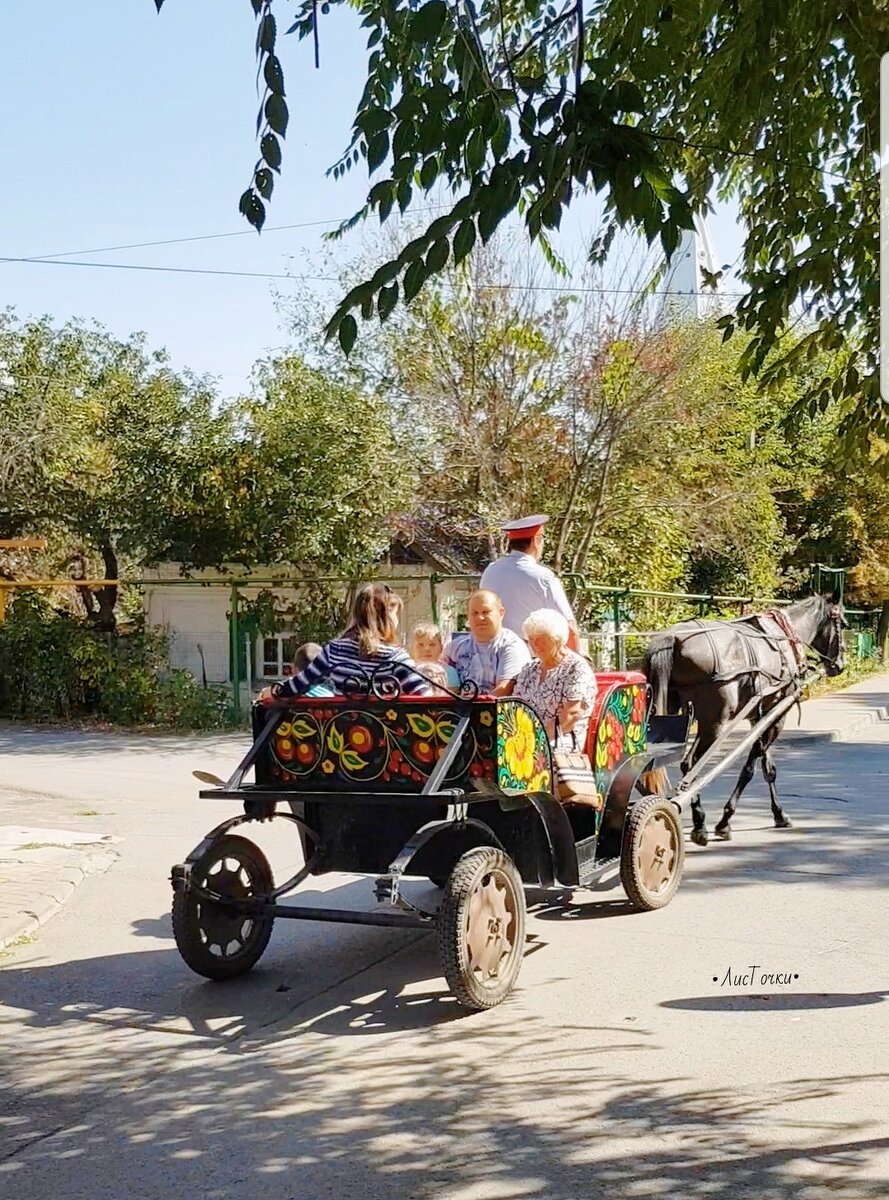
[779,671,889,742]
[0,825,117,953]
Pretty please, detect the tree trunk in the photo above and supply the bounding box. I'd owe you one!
[94,543,119,633]
[877,599,889,661]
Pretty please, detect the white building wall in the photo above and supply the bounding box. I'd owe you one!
[141,564,482,693]
[143,584,231,683]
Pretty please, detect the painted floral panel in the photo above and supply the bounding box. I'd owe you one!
[264,702,497,791]
[496,700,553,793]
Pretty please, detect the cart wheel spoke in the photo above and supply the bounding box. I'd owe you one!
[466,873,514,980]
[637,816,675,893]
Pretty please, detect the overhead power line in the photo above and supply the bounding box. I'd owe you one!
[2,206,452,265]
[0,253,747,299]
[0,255,325,282]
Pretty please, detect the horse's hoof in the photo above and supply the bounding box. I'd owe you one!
[774,818,793,830]
[714,825,732,841]
[690,829,709,847]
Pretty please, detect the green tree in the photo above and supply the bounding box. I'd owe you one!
[221,354,408,573]
[2,316,409,626]
[0,314,227,628]
[152,0,883,438]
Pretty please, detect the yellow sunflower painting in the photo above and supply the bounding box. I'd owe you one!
[497,702,551,792]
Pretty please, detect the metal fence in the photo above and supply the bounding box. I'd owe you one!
[429,574,881,672]
[578,588,879,670]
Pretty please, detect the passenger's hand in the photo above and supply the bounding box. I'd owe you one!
[559,699,585,732]
[257,686,276,705]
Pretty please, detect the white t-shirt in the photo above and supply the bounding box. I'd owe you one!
[442,628,531,691]
[480,552,576,639]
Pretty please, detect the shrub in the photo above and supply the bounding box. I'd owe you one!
[0,592,233,729]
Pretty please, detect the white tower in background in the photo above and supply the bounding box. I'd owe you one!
[662,211,727,320]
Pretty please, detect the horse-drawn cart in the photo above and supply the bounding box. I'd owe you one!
[171,672,687,1010]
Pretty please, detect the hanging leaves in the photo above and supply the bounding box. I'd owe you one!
[149,0,884,430]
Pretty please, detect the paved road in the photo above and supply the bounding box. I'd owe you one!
[0,721,887,1199]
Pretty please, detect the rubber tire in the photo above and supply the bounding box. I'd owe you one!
[620,796,685,911]
[437,847,526,1011]
[172,834,275,981]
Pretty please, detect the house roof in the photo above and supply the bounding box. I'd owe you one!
[388,510,496,574]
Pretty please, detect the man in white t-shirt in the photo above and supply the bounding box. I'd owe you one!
[479,514,580,650]
[442,590,531,695]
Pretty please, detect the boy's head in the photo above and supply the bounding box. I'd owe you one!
[292,641,324,674]
[417,660,449,689]
[410,622,443,661]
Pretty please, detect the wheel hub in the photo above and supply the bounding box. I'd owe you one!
[637,814,677,895]
[197,858,257,955]
[466,873,514,984]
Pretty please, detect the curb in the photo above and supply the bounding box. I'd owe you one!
[0,881,76,952]
[779,705,889,744]
[0,847,117,954]
[717,704,889,748]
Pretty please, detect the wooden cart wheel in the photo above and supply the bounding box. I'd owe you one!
[437,847,526,1011]
[172,834,275,980]
[620,796,685,911]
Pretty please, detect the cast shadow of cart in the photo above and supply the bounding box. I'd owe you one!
[2,873,549,1043]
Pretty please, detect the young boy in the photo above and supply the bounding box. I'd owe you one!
[291,642,335,697]
[410,622,460,689]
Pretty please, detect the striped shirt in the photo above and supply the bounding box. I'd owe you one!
[279,637,430,697]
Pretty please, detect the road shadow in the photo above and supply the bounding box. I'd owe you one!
[3,951,889,1200]
[663,735,889,893]
[663,991,889,1013]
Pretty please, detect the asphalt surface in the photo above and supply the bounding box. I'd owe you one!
[0,718,887,1199]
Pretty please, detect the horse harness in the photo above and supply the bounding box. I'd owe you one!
[684,610,804,693]
[758,608,806,674]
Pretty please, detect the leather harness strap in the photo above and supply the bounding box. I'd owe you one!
[761,608,806,671]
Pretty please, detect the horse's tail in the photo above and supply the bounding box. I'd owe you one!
[644,637,675,715]
[637,765,672,797]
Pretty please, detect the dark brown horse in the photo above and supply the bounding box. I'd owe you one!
[644,595,846,845]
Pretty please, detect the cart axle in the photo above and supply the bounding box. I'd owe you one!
[248,903,432,929]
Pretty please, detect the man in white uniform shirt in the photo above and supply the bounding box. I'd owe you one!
[479,514,580,651]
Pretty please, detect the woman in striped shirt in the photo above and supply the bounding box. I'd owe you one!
[259,584,430,702]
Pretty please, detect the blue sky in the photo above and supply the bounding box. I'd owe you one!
[1,2,743,395]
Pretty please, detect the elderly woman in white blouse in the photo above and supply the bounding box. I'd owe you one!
[512,609,597,748]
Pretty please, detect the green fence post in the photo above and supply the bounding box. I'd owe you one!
[230,582,241,723]
[612,591,626,670]
[430,573,440,625]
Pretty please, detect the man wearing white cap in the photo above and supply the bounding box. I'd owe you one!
[479,514,580,650]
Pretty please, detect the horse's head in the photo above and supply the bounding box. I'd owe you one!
[811,595,847,676]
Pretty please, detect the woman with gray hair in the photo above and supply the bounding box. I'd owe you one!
[512,609,597,748]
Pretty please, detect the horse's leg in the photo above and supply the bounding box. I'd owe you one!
[688,686,739,846]
[760,724,791,829]
[714,741,761,840]
[761,748,791,829]
[688,727,717,847]
[689,796,709,846]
